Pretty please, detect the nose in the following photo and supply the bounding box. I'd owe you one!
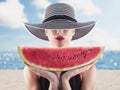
[57,30,64,34]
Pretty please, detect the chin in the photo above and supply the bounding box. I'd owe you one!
[55,42,65,47]
[54,39,70,47]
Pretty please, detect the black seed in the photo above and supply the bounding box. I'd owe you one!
[63,56,66,59]
[84,56,86,58]
[89,49,92,51]
[74,54,77,57]
[69,57,72,61]
[32,50,40,58]
[77,54,79,57]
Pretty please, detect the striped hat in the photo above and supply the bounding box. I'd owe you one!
[24,3,96,40]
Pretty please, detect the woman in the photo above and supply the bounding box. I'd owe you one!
[24,3,96,90]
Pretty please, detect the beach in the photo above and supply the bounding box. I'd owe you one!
[0,70,120,90]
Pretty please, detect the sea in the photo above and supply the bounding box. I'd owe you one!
[0,50,120,70]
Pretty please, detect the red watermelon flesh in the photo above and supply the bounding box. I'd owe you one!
[18,47,104,71]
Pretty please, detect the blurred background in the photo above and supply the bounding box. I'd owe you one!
[0,0,120,69]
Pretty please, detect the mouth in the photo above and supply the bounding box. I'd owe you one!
[55,36,64,41]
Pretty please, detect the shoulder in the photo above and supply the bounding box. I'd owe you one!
[80,65,97,89]
[23,66,41,89]
[24,66,40,79]
[80,65,97,79]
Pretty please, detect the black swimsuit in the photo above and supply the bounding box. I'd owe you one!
[39,74,82,90]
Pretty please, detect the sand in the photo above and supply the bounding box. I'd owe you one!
[0,70,120,90]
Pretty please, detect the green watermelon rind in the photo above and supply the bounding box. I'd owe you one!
[18,46,104,72]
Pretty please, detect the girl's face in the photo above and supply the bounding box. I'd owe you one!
[45,29,75,48]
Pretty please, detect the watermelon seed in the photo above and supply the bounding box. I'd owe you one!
[58,56,61,60]
[74,55,77,57]
[63,56,66,59]
[32,51,40,58]
[84,55,86,58]
[81,52,86,56]
[76,54,79,57]
[32,50,37,55]
[56,54,59,57]
[74,54,79,58]
[89,49,92,51]
[69,57,72,61]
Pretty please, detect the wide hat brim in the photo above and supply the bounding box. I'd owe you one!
[24,20,95,40]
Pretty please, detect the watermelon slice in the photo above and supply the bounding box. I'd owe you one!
[18,46,104,71]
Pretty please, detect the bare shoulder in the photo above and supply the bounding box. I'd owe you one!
[80,65,97,79]
[24,66,39,79]
[24,66,41,90]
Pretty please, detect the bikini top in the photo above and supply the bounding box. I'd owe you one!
[39,74,82,90]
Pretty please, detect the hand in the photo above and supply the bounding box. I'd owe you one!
[27,66,59,90]
[61,63,95,90]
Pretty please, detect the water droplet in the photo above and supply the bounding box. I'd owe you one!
[114,62,117,66]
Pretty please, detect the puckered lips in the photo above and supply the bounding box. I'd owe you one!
[55,36,64,41]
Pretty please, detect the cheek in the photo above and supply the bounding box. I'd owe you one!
[65,33,73,40]
[47,33,56,40]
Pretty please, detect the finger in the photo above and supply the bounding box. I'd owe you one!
[62,63,95,80]
[27,66,57,80]
[73,62,95,73]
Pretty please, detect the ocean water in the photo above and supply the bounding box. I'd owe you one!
[0,50,120,70]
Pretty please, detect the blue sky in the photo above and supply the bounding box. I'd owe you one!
[0,0,120,51]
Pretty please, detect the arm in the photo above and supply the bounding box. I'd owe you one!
[61,64,94,90]
[24,66,41,90]
[81,65,97,90]
[24,66,59,90]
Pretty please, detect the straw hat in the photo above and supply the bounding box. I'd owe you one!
[25,3,95,40]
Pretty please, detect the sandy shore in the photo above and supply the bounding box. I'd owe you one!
[0,70,120,90]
